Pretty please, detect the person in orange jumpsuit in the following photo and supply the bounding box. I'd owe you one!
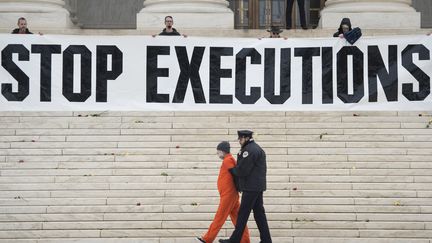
[197,141,250,243]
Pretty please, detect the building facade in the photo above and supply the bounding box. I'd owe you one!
[0,0,430,31]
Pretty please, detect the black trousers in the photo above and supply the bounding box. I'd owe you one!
[286,0,307,28]
[229,191,272,243]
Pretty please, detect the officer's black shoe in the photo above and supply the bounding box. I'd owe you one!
[219,239,231,243]
[196,237,206,243]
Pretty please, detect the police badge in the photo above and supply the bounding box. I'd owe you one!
[242,151,249,158]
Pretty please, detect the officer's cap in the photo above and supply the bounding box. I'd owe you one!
[237,130,253,139]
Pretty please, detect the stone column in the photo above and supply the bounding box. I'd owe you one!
[137,0,234,29]
[320,0,421,29]
[0,0,74,30]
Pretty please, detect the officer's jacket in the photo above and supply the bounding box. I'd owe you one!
[230,139,267,192]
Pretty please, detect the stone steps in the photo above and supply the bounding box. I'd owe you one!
[0,111,431,241]
[0,237,429,243]
[0,228,430,237]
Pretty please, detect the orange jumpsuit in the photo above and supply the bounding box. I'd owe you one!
[202,153,250,243]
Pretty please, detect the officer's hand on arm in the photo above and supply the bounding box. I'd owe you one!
[229,168,241,192]
[232,150,256,177]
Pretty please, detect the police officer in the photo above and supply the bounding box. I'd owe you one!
[219,130,272,243]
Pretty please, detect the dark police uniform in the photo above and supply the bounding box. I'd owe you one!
[225,130,272,243]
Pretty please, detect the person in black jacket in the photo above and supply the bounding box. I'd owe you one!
[11,17,33,34]
[267,26,283,38]
[159,16,181,36]
[286,0,308,30]
[219,130,272,243]
[333,18,352,38]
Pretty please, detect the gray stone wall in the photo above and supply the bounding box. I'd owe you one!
[413,0,432,28]
[64,0,431,29]
[66,0,143,29]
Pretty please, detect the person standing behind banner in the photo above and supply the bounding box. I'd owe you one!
[333,18,362,45]
[219,130,272,243]
[286,0,308,30]
[267,26,283,38]
[258,26,287,40]
[152,16,187,37]
[197,141,250,243]
[12,17,33,34]
[12,17,43,35]
[333,18,352,38]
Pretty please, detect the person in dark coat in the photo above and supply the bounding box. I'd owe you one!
[267,26,283,38]
[159,16,181,36]
[258,26,287,40]
[333,18,352,37]
[11,17,33,34]
[286,0,308,30]
[219,130,272,243]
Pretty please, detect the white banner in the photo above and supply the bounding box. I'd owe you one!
[0,34,431,111]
